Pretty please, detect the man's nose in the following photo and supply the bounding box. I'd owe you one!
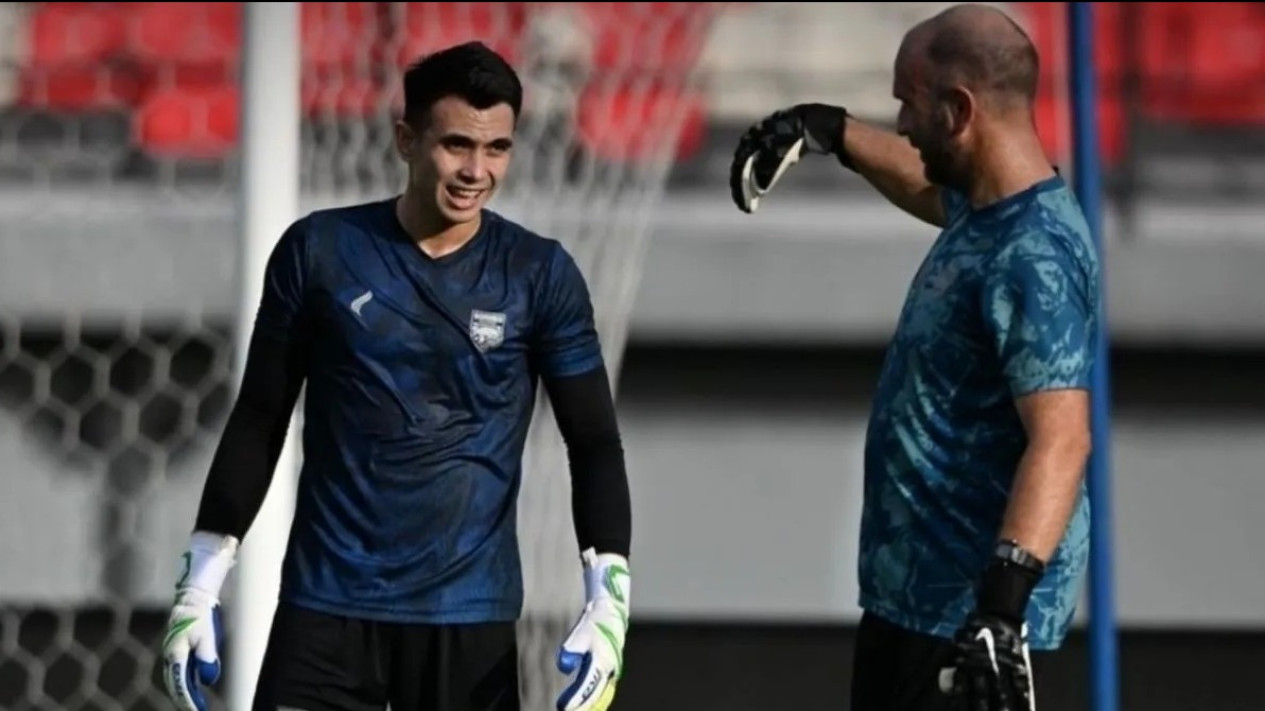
[458,153,486,182]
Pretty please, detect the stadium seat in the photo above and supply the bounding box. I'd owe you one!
[1138,2,1265,125]
[1018,2,1065,161]
[576,86,707,164]
[570,2,717,164]
[127,2,241,91]
[299,2,531,118]
[299,1,383,116]
[18,2,139,110]
[1091,2,1128,164]
[301,2,381,71]
[1018,2,1127,166]
[577,2,711,77]
[395,2,529,67]
[118,3,240,160]
[134,84,237,160]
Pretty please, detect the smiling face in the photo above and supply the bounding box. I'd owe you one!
[395,95,516,228]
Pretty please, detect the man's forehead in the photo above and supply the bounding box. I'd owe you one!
[893,47,927,95]
[427,96,515,136]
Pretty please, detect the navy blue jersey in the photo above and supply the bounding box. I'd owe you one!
[255,198,605,623]
[858,175,1099,650]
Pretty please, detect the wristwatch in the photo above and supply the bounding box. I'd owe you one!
[993,539,1046,574]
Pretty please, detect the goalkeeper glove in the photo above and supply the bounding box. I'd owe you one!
[729,103,852,214]
[940,540,1044,711]
[556,548,631,711]
[161,531,239,711]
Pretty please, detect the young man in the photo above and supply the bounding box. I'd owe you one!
[161,41,632,711]
[730,4,1098,710]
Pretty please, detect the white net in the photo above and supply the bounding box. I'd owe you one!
[0,2,720,709]
[491,7,721,707]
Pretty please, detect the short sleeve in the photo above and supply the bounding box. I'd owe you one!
[981,231,1097,398]
[532,244,605,379]
[253,217,310,343]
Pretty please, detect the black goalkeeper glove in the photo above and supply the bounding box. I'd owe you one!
[940,540,1045,711]
[728,103,852,214]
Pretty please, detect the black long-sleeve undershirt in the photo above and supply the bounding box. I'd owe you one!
[193,330,307,540]
[543,365,632,558]
[193,335,632,559]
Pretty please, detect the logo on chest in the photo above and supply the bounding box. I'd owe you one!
[469,310,507,353]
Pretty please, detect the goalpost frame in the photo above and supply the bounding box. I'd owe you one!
[1067,4,1119,711]
[229,5,302,711]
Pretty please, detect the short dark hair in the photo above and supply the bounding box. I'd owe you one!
[402,41,524,128]
[925,15,1039,104]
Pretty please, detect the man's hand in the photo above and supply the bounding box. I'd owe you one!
[939,612,1037,711]
[162,532,239,711]
[941,539,1045,711]
[556,548,631,711]
[728,103,850,213]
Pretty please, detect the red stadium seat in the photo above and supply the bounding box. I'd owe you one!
[395,2,529,66]
[1138,2,1265,124]
[299,2,384,116]
[576,2,711,77]
[301,2,381,72]
[18,2,139,110]
[1017,2,1127,166]
[134,84,238,160]
[299,2,531,118]
[568,2,717,164]
[1020,2,1067,161]
[576,86,707,164]
[126,2,242,90]
[119,3,241,159]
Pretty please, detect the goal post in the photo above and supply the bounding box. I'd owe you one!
[229,5,301,711]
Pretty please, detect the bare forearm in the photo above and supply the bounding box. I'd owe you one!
[843,117,944,227]
[998,438,1091,563]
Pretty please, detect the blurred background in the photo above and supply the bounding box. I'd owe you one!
[1,2,1263,710]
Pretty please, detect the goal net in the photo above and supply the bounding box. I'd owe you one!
[0,2,721,709]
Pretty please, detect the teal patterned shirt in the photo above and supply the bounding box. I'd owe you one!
[857,175,1099,651]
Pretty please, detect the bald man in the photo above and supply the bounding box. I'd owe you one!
[729,5,1099,710]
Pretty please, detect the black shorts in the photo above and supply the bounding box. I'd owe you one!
[849,611,1049,711]
[252,602,519,711]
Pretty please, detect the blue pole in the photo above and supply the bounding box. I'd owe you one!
[1067,4,1118,711]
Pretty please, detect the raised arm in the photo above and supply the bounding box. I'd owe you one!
[842,116,944,227]
[729,104,944,228]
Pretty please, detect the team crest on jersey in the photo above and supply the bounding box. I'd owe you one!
[469,310,507,352]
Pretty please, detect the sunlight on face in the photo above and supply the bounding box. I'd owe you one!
[401,96,516,226]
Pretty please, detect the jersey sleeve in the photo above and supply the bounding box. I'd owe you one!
[253,217,311,343]
[532,244,605,379]
[981,228,1098,398]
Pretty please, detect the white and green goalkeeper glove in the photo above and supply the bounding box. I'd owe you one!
[556,548,631,711]
[161,531,238,711]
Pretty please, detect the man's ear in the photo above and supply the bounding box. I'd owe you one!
[394,120,417,161]
[945,85,975,137]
